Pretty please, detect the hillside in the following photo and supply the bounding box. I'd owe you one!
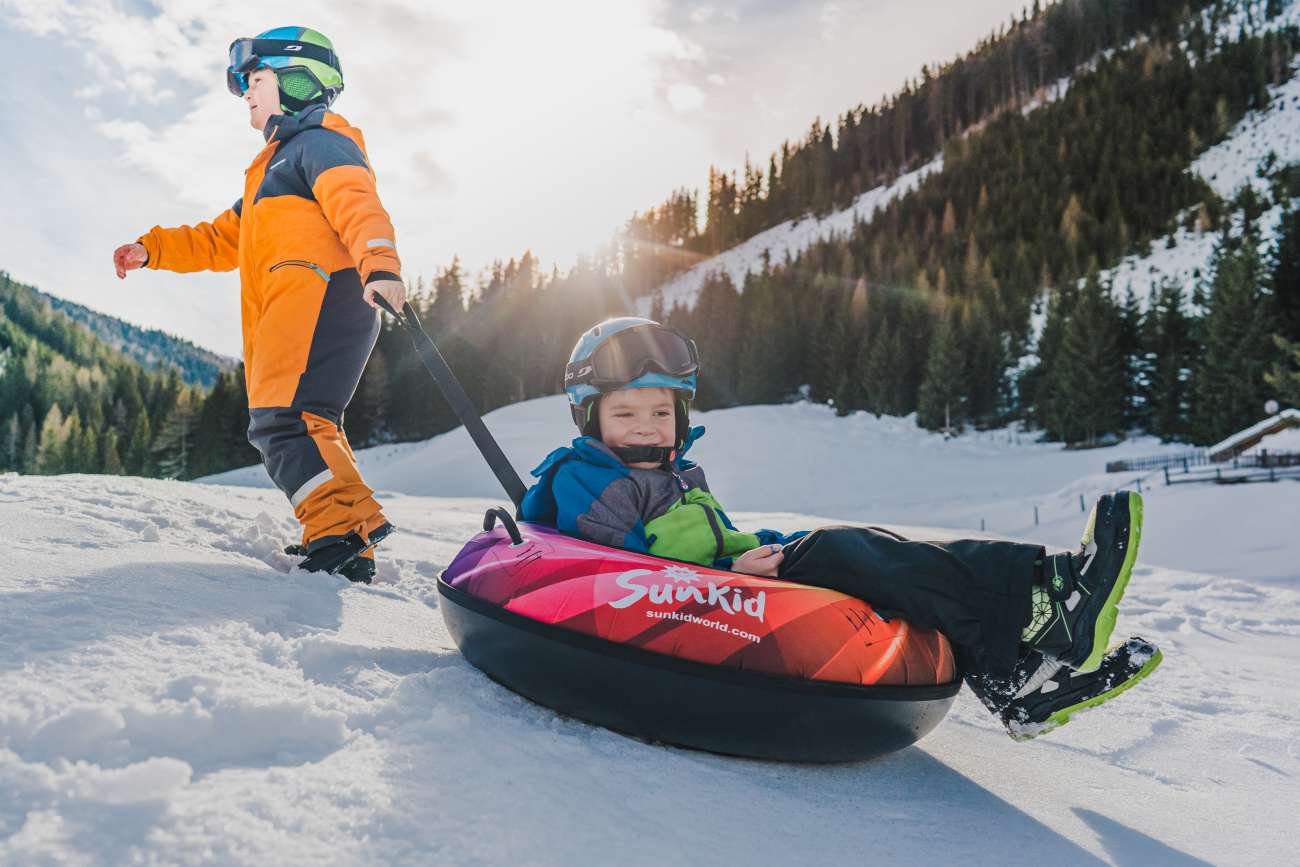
[9,395,1299,865]
[46,293,235,388]
[0,271,256,479]
[642,0,1300,318]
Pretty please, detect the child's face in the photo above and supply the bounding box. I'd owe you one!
[244,68,280,131]
[598,387,676,468]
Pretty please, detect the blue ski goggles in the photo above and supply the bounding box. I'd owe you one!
[226,37,338,96]
[564,324,699,391]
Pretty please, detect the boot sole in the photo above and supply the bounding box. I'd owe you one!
[1077,491,1143,673]
[1009,645,1163,741]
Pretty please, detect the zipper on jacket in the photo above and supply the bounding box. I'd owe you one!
[269,260,329,281]
[699,503,726,561]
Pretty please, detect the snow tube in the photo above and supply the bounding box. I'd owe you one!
[438,509,960,762]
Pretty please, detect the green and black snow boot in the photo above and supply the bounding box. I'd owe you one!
[1022,491,1143,672]
[968,636,1163,740]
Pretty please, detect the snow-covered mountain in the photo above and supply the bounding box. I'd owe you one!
[44,293,237,388]
[1086,55,1300,316]
[636,0,1300,322]
[6,397,1298,865]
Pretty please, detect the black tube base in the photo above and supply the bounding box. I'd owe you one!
[438,577,959,763]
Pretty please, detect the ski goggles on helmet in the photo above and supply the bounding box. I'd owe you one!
[565,324,700,391]
[226,37,339,96]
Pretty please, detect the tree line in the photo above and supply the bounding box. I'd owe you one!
[5,0,1296,483]
[0,271,259,478]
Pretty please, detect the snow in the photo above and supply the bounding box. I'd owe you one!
[1019,48,1300,351]
[635,156,943,315]
[1192,60,1300,201]
[1019,75,1072,116]
[7,396,1300,865]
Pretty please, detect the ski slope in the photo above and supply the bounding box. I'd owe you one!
[5,399,1299,865]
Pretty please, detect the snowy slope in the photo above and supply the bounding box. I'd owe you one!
[204,394,1295,581]
[204,395,1188,536]
[8,396,1300,865]
[1091,64,1300,315]
[634,157,942,315]
[636,1,1300,320]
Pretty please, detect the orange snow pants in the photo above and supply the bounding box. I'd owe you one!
[244,265,387,556]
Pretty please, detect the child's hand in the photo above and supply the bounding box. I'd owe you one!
[364,278,407,312]
[733,544,783,577]
[113,243,147,279]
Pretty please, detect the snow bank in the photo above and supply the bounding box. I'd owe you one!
[5,446,1299,864]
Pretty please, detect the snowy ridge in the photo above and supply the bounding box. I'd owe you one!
[1200,0,1300,49]
[635,156,942,315]
[1016,48,1300,347]
[639,0,1300,323]
[1094,57,1300,311]
[5,392,1300,863]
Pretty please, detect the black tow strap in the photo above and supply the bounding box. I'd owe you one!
[375,297,528,509]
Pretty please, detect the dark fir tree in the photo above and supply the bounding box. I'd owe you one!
[1191,227,1279,444]
[1269,206,1300,341]
[1052,272,1128,446]
[1141,281,1197,441]
[917,308,966,432]
[1265,335,1300,407]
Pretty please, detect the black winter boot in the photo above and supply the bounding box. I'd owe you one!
[967,636,1163,740]
[1022,491,1143,672]
[286,522,394,584]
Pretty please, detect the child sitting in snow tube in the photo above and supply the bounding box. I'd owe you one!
[520,317,1162,739]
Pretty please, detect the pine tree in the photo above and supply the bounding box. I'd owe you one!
[861,325,904,416]
[99,428,125,475]
[1022,283,1076,433]
[153,391,199,479]
[125,412,153,476]
[1,416,18,472]
[34,403,67,474]
[1052,272,1127,446]
[1141,281,1195,440]
[917,309,966,432]
[1118,284,1145,427]
[1191,227,1278,444]
[1269,206,1300,341]
[1265,335,1300,407]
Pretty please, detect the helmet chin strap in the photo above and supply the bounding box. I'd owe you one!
[609,445,676,466]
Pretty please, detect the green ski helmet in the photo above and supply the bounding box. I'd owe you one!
[227,26,344,115]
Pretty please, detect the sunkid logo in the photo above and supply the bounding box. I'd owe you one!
[607,566,766,622]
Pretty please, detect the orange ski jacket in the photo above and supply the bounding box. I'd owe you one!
[136,107,401,407]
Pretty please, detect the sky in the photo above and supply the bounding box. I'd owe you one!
[0,0,1032,357]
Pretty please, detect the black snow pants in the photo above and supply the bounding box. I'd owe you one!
[777,526,1042,678]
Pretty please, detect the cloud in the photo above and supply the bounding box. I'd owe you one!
[667,82,706,113]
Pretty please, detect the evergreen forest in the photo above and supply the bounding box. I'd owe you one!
[4,0,1300,483]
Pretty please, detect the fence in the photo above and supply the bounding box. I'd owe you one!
[1105,450,1208,473]
[1162,451,1300,485]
